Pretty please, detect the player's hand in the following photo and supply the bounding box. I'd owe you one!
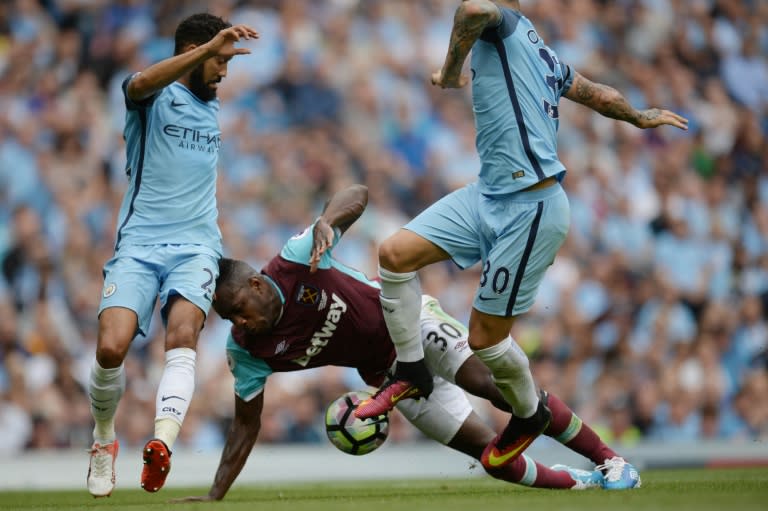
[636,109,689,130]
[310,217,334,273]
[168,495,216,503]
[431,69,469,89]
[205,24,259,58]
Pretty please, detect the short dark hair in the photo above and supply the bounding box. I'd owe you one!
[216,257,255,297]
[174,13,230,56]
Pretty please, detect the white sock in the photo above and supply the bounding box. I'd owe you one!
[89,360,125,444]
[154,419,181,450]
[379,268,424,362]
[472,336,538,418]
[154,347,196,448]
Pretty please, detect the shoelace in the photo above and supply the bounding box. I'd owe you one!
[596,457,626,482]
[90,447,113,479]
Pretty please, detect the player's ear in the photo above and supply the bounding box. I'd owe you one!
[248,275,262,290]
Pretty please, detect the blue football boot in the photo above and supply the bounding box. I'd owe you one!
[596,457,642,490]
[550,464,605,490]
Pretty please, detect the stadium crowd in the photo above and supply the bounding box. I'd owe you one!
[0,0,767,454]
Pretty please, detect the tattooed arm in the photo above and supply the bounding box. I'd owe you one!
[564,72,689,130]
[432,0,503,89]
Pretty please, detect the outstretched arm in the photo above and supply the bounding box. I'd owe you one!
[171,393,264,502]
[309,184,368,272]
[432,0,502,89]
[127,24,258,102]
[318,184,369,235]
[564,72,688,130]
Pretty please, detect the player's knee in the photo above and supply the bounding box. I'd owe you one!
[467,330,509,351]
[467,334,490,351]
[95,342,128,368]
[165,323,200,350]
[378,237,409,272]
[468,314,514,350]
[96,323,134,367]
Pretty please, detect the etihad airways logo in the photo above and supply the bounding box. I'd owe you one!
[163,124,221,153]
[292,293,347,367]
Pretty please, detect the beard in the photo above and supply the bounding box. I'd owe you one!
[189,65,218,102]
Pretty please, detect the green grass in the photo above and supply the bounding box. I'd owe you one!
[1,468,767,511]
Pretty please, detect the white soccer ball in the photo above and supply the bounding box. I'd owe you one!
[324,390,389,455]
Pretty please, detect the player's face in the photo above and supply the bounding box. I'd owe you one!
[214,278,276,335]
[189,51,230,102]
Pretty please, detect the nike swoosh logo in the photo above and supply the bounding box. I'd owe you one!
[160,395,187,402]
[485,436,536,467]
[390,387,418,404]
[171,99,187,107]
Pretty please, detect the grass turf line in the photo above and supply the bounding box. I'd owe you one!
[0,467,766,511]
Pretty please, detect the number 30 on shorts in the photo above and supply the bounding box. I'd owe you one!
[479,260,510,294]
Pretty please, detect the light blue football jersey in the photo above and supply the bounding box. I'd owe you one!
[471,7,574,195]
[115,75,222,254]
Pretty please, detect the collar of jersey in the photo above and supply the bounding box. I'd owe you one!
[171,81,219,107]
[261,272,285,325]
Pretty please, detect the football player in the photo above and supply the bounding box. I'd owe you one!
[174,185,640,502]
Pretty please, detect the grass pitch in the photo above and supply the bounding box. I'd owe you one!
[1,468,766,511]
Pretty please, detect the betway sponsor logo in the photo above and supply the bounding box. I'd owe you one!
[293,293,347,367]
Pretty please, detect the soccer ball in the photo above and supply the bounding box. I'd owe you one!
[325,390,389,455]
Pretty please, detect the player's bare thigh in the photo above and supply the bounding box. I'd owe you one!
[379,229,450,273]
[164,295,206,351]
[454,354,511,413]
[446,411,496,460]
[97,306,139,368]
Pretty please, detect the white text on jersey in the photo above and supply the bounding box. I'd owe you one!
[292,293,347,367]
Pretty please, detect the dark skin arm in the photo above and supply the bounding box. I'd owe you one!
[174,186,367,501]
[564,72,688,130]
[309,184,369,273]
[431,0,503,89]
[170,393,264,502]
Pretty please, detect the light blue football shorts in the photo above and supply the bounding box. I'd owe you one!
[405,181,570,317]
[99,244,220,336]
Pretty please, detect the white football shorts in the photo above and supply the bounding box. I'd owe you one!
[394,296,474,445]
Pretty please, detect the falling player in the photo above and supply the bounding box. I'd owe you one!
[174,185,640,502]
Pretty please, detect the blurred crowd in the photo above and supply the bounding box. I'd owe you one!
[1,0,767,455]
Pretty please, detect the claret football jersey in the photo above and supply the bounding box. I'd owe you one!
[227,224,396,401]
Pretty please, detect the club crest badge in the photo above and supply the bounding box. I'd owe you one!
[295,283,320,307]
[103,283,117,298]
